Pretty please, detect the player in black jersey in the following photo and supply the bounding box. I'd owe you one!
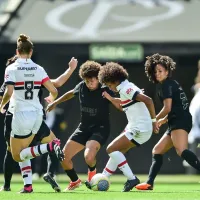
[46,61,121,190]
[0,55,77,193]
[136,53,200,190]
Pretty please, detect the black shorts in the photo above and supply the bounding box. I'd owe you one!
[69,123,110,146]
[4,111,51,146]
[165,115,192,135]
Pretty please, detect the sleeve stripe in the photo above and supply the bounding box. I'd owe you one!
[41,77,50,84]
[5,81,15,85]
[132,91,140,101]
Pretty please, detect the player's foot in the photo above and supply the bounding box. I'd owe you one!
[48,139,64,161]
[85,181,92,189]
[0,186,11,191]
[135,182,153,190]
[88,169,96,181]
[19,185,33,193]
[122,177,140,192]
[64,179,82,191]
[43,173,61,192]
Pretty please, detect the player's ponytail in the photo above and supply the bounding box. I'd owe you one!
[17,33,33,55]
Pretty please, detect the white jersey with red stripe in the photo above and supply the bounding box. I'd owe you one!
[117,79,152,132]
[4,58,49,113]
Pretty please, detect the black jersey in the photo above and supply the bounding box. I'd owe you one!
[156,78,191,121]
[73,81,113,127]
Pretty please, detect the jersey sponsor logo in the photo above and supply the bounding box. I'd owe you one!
[24,74,35,77]
[126,88,133,95]
[17,67,37,71]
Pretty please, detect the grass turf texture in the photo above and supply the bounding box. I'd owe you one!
[0,174,200,200]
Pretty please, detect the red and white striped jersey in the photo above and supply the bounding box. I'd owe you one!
[4,58,49,113]
[116,79,152,132]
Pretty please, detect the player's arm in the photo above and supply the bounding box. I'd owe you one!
[135,93,159,133]
[43,80,58,102]
[0,85,13,113]
[51,57,78,88]
[102,91,122,111]
[46,90,75,112]
[156,98,172,121]
[0,95,2,104]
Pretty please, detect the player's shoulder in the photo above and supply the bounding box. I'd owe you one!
[5,62,16,71]
[162,78,178,88]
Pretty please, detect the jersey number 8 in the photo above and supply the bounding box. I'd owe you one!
[25,81,34,100]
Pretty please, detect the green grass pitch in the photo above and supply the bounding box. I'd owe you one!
[0,174,200,200]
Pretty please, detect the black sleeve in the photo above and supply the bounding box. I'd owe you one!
[102,86,115,97]
[73,81,83,96]
[0,83,6,96]
[162,80,173,99]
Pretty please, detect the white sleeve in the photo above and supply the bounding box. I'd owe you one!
[40,67,50,84]
[123,84,141,100]
[4,67,15,85]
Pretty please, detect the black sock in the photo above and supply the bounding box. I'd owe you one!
[181,149,200,171]
[88,164,96,172]
[3,150,15,188]
[65,169,79,182]
[147,154,163,186]
[47,152,58,177]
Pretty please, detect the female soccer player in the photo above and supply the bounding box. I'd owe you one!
[0,55,77,192]
[0,34,64,189]
[136,53,200,190]
[87,62,159,192]
[46,61,121,190]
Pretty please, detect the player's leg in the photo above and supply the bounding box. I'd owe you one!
[84,140,100,181]
[1,113,15,192]
[171,129,200,171]
[85,124,110,181]
[61,139,84,190]
[136,132,173,190]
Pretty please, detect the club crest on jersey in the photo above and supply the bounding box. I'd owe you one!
[4,74,9,79]
[126,88,133,95]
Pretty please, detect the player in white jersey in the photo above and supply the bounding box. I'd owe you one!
[91,62,159,192]
[0,34,64,182]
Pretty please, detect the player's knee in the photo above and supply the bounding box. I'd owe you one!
[106,145,114,154]
[152,146,161,154]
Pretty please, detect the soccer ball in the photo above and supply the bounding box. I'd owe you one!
[90,173,110,191]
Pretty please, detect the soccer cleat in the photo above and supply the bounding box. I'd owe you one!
[19,186,33,193]
[88,169,96,182]
[84,181,92,189]
[48,139,64,162]
[0,186,11,192]
[64,179,82,191]
[43,173,61,192]
[135,182,153,190]
[122,177,140,192]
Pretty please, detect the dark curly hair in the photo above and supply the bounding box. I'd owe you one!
[79,61,101,79]
[98,62,128,85]
[145,53,176,83]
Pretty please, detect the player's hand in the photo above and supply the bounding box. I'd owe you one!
[44,96,54,104]
[0,106,6,114]
[157,118,168,127]
[69,57,78,71]
[46,102,57,112]
[102,91,112,101]
[153,121,159,134]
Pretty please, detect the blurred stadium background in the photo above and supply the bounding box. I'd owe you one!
[0,0,200,177]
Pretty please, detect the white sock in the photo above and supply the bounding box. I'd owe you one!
[109,151,136,180]
[20,144,49,161]
[19,160,32,185]
[102,158,118,177]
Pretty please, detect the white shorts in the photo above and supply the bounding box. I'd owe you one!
[11,110,43,138]
[123,127,152,145]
